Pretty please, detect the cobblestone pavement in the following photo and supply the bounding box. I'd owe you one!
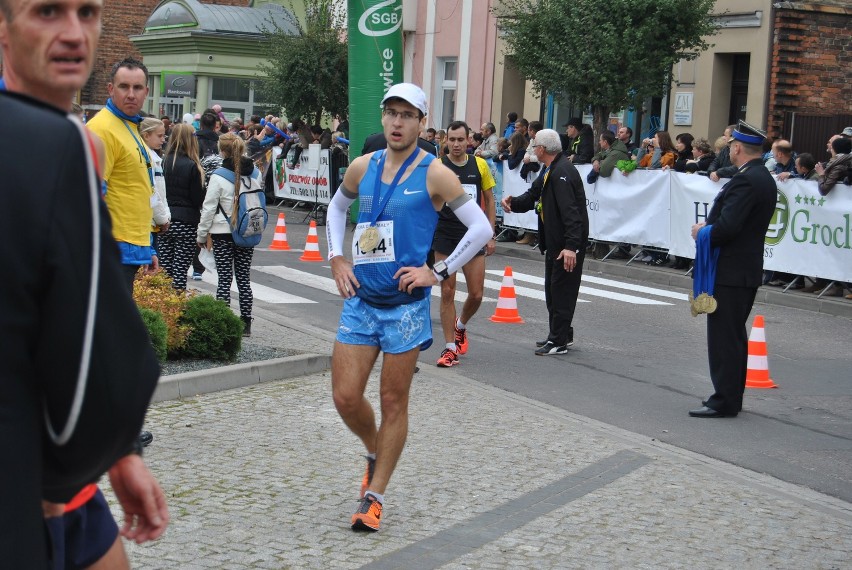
[113,359,852,569]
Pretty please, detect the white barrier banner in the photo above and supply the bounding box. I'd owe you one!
[764,179,852,282]
[273,147,332,204]
[588,168,670,247]
[272,147,285,195]
[669,173,852,282]
[668,172,722,257]
[501,160,538,231]
[500,163,603,233]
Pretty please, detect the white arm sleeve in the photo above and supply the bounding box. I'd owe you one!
[442,199,493,276]
[326,187,356,259]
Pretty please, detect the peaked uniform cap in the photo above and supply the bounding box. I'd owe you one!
[730,120,766,146]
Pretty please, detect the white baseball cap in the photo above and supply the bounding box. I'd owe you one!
[380,83,428,116]
[842,126,852,137]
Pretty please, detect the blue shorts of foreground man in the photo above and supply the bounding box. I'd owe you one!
[336,296,433,353]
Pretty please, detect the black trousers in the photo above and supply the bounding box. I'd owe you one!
[120,263,140,296]
[543,250,584,345]
[705,284,757,414]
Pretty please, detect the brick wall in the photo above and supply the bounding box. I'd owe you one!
[766,3,852,139]
[82,0,250,107]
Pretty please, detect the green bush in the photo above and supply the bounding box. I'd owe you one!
[179,295,243,361]
[133,270,193,355]
[139,307,168,362]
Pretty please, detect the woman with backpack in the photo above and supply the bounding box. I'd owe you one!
[196,133,257,336]
[161,123,205,289]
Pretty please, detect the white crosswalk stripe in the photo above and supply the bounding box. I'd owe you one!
[255,265,339,295]
[200,265,684,306]
[195,269,316,304]
[581,275,689,301]
[485,269,674,306]
[257,265,479,303]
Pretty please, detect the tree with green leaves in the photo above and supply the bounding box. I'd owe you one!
[257,0,348,125]
[494,0,717,145]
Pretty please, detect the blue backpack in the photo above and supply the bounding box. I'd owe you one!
[213,167,268,248]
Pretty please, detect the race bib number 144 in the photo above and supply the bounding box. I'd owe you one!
[353,220,396,265]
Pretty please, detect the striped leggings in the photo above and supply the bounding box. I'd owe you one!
[212,236,254,318]
[159,220,198,290]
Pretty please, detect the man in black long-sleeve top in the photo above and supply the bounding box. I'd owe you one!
[689,122,777,418]
[502,129,589,355]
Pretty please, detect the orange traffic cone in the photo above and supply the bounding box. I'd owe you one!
[268,213,291,251]
[299,220,323,262]
[490,266,524,324]
[745,315,778,389]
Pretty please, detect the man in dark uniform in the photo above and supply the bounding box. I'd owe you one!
[689,121,777,418]
[501,129,589,355]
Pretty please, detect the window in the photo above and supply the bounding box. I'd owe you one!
[434,58,457,129]
[212,78,250,103]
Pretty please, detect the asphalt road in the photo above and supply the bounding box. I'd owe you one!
[249,211,852,503]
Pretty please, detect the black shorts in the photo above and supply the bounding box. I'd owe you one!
[46,489,118,570]
[432,231,485,258]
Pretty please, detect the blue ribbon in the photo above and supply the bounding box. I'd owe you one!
[105,98,142,124]
[368,148,419,226]
[693,225,719,299]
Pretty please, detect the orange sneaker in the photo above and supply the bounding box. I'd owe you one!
[454,325,468,355]
[351,495,382,531]
[359,456,376,499]
[436,348,459,367]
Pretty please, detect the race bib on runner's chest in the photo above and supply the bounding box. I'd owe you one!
[353,220,396,265]
[460,183,477,201]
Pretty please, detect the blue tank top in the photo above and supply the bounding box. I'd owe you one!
[353,150,437,307]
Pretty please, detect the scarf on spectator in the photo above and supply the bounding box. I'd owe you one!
[106,98,142,124]
[690,224,720,317]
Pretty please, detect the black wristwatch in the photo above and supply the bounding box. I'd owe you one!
[432,260,450,281]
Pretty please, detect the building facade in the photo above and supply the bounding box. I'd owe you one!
[767,1,851,158]
[130,0,297,121]
[7,0,846,151]
[665,0,850,155]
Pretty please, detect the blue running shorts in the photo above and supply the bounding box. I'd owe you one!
[337,295,433,353]
[46,489,119,570]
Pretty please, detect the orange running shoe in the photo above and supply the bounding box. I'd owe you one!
[351,495,382,531]
[436,348,459,367]
[359,456,376,499]
[454,325,468,355]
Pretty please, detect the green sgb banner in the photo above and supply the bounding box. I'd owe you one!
[348,0,404,158]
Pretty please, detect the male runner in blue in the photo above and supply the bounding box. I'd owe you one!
[325,83,492,531]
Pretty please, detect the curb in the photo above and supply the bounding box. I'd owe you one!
[153,353,331,403]
[495,242,852,319]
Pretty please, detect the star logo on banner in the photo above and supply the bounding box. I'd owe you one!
[818,197,826,207]
[795,194,802,204]
[809,196,817,205]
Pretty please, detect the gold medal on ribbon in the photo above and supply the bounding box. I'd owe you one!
[689,292,718,317]
[358,226,380,252]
